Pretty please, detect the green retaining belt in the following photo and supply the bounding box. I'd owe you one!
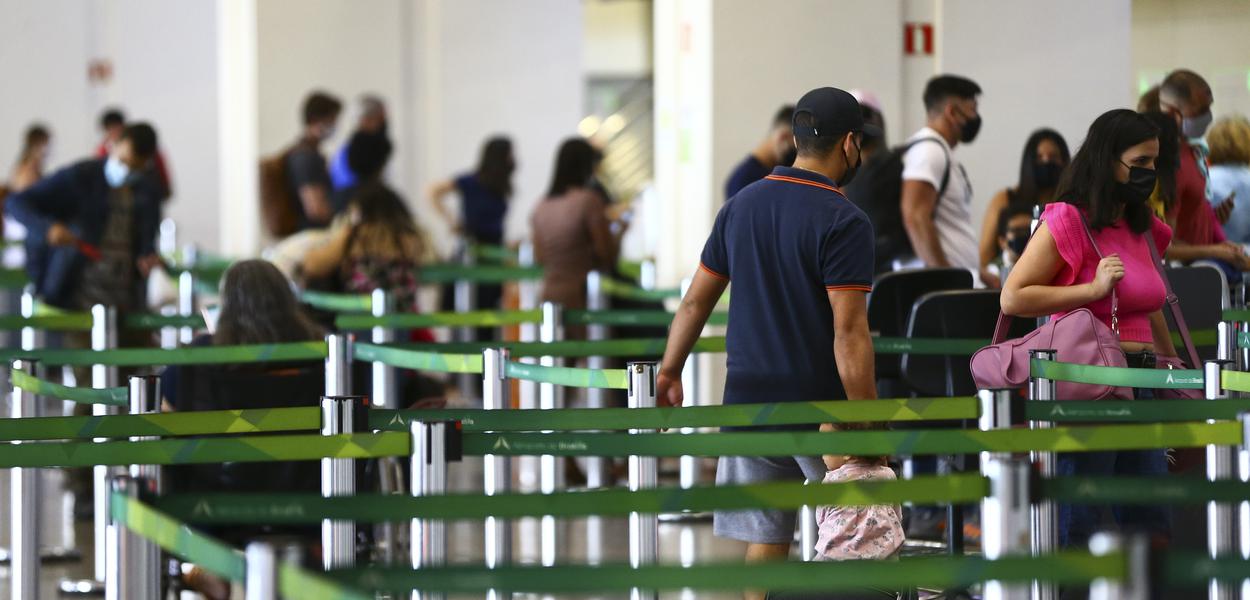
[1222,370,1250,394]
[470,243,518,263]
[873,337,986,355]
[10,369,127,406]
[1031,358,1204,389]
[564,309,730,327]
[301,290,372,312]
[504,361,628,389]
[1172,329,1218,347]
[0,267,29,289]
[124,313,206,330]
[279,563,373,600]
[1024,399,1250,422]
[354,343,482,374]
[1044,476,1250,505]
[617,259,644,281]
[1241,331,1250,349]
[325,552,1124,594]
[419,264,543,284]
[0,406,320,442]
[1223,309,1250,322]
[372,397,979,432]
[336,309,542,330]
[1165,554,1250,585]
[462,421,1240,457]
[111,491,245,582]
[156,474,987,524]
[384,336,725,359]
[0,341,327,367]
[0,431,408,469]
[599,277,682,302]
[0,313,94,331]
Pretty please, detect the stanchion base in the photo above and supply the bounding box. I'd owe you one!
[657,511,713,523]
[58,578,105,596]
[0,545,84,564]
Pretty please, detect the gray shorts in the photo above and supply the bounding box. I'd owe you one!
[713,455,828,544]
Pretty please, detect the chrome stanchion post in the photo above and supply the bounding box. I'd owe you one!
[628,361,659,600]
[411,421,448,600]
[127,376,161,600]
[91,304,119,586]
[1204,359,1236,600]
[105,475,158,600]
[245,541,277,600]
[482,348,513,574]
[1088,533,1149,600]
[1239,412,1250,600]
[10,359,41,600]
[585,271,608,488]
[1028,349,1058,600]
[639,259,658,291]
[19,287,42,352]
[325,333,353,397]
[800,484,816,562]
[320,395,357,570]
[539,301,564,566]
[516,243,540,491]
[454,241,478,400]
[370,289,397,409]
[981,456,1031,600]
[177,243,198,345]
[1219,321,1238,370]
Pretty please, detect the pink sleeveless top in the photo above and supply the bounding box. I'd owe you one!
[1042,202,1171,343]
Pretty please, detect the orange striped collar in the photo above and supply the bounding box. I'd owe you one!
[764,174,846,198]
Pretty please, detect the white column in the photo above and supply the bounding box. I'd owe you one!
[217,0,260,255]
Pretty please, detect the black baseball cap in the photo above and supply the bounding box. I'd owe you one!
[792,87,883,139]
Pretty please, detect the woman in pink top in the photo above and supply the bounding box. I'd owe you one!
[1002,109,1179,549]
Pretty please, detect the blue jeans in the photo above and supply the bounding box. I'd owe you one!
[1056,388,1171,547]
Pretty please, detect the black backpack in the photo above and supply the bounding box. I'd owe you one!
[845,137,951,274]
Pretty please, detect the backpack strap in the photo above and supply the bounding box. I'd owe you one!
[903,137,953,199]
[1147,235,1201,368]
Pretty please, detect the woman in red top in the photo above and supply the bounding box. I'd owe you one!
[1002,109,1179,549]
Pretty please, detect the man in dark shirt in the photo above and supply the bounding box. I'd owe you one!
[659,87,878,588]
[287,91,343,230]
[723,104,797,200]
[8,123,163,309]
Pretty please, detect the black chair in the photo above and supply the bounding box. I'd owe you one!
[867,269,973,398]
[901,290,1031,397]
[1164,263,1228,364]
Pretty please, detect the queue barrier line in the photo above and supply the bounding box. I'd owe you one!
[1241,331,1250,350]
[1221,369,1250,394]
[1165,554,1250,585]
[353,342,483,374]
[278,563,375,600]
[324,552,1125,594]
[1024,398,1250,422]
[0,312,95,332]
[372,397,979,432]
[469,243,518,263]
[617,259,644,281]
[155,473,987,524]
[1043,476,1250,505]
[462,421,1240,458]
[1030,358,1204,389]
[111,489,246,582]
[0,406,321,442]
[563,309,729,327]
[873,336,985,355]
[504,361,628,389]
[418,264,544,284]
[0,431,409,469]
[10,369,128,406]
[1171,329,1217,347]
[301,289,373,313]
[123,313,206,330]
[0,340,327,367]
[383,336,725,359]
[1223,308,1250,322]
[336,308,543,330]
[599,276,682,302]
[0,267,28,289]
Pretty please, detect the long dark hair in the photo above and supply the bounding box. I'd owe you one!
[19,124,49,164]
[545,138,596,199]
[1140,111,1180,215]
[475,136,514,199]
[215,260,323,345]
[1055,109,1159,233]
[1015,128,1069,206]
[347,183,424,261]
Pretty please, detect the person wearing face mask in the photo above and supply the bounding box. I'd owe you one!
[1158,69,1250,273]
[724,105,797,201]
[5,123,163,310]
[1002,109,1179,550]
[285,91,343,232]
[976,129,1070,287]
[992,202,1034,284]
[900,75,982,278]
[655,88,880,597]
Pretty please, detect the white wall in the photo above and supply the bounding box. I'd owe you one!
[584,0,652,78]
[1133,0,1250,120]
[940,0,1133,234]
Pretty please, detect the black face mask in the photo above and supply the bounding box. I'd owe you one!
[1033,161,1062,189]
[780,146,797,168]
[1005,227,1031,257]
[960,114,982,143]
[840,138,862,186]
[1116,162,1157,204]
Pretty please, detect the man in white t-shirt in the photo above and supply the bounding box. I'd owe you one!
[901,75,982,275]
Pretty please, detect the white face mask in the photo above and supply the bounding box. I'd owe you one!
[104,155,130,188]
[320,124,337,141]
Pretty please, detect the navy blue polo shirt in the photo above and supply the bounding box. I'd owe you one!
[700,166,874,412]
[724,155,770,200]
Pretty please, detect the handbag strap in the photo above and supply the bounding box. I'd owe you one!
[1076,214,1120,337]
[1146,235,1202,368]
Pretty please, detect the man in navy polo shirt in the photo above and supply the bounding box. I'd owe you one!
[658,87,878,583]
